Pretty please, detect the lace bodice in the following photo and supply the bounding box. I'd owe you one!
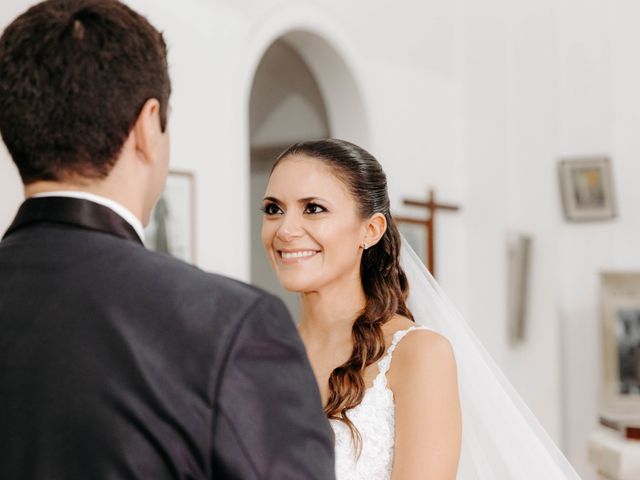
[330,326,432,480]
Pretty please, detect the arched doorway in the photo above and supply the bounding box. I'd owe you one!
[248,30,368,319]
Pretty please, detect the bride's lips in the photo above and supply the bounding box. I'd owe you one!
[277,249,321,265]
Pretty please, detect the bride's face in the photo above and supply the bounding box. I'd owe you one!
[261,155,367,293]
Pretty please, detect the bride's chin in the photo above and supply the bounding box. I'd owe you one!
[277,277,315,293]
[279,282,308,293]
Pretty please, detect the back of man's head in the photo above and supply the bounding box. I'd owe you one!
[0,0,171,185]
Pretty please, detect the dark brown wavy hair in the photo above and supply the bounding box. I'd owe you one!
[272,138,414,450]
[0,0,171,184]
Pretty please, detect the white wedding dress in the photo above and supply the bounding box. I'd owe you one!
[328,238,581,479]
[331,325,432,480]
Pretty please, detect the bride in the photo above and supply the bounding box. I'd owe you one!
[260,138,580,479]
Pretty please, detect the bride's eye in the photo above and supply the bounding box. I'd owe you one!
[261,203,282,215]
[304,203,327,215]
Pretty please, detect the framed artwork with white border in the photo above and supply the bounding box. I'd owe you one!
[558,156,616,222]
[145,170,195,263]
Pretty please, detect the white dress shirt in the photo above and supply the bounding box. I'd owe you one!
[31,191,145,242]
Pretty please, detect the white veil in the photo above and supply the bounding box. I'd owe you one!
[399,237,581,479]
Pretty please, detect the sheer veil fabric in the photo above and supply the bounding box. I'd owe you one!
[399,237,580,479]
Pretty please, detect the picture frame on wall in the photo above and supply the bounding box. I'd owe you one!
[145,170,195,263]
[506,233,532,345]
[558,156,616,222]
[600,272,640,418]
[395,219,429,268]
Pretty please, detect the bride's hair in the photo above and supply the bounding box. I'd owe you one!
[272,138,414,449]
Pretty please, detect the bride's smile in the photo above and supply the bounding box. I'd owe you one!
[278,249,321,263]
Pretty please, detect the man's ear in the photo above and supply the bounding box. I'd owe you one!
[363,212,387,249]
[132,98,162,166]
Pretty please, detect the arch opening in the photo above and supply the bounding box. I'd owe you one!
[248,29,368,318]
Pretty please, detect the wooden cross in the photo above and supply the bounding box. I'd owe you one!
[393,189,460,277]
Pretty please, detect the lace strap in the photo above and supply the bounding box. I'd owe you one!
[372,325,433,389]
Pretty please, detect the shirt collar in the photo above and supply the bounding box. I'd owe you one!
[30,191,145,242]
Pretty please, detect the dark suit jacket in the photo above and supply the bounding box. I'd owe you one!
[0,197,335,480]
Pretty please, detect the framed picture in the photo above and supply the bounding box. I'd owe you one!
[145,170,195,263]
[395,218,429,268]
[601,272,640,416]
[558,156,616,221]
[506,233,532,345]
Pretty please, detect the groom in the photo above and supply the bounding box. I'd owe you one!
[0,1,334,479]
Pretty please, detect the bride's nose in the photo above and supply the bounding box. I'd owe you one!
[276,215,304,242]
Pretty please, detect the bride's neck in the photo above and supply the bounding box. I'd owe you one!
[298,276,366,347]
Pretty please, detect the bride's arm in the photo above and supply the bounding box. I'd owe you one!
[389,330,461,480]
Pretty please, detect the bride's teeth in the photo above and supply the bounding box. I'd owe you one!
[282,251,316,259]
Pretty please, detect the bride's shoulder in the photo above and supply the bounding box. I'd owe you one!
[384,315,452,356]
[394,327,454,368]
[386,316,457,389]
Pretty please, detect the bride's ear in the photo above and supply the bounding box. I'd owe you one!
[362,213,387,249]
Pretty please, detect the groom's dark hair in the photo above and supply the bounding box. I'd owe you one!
[0,0,171,184]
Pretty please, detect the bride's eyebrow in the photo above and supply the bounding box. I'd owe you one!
[262,196,331,205]
[297,197,329,205]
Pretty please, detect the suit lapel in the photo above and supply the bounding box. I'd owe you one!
[2,197,143,245]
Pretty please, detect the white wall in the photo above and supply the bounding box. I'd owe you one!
[457,0,565,445]
[555,1,611,477]
[456,0,640,478]
[5,1,640,478]
[558,1,640,477]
